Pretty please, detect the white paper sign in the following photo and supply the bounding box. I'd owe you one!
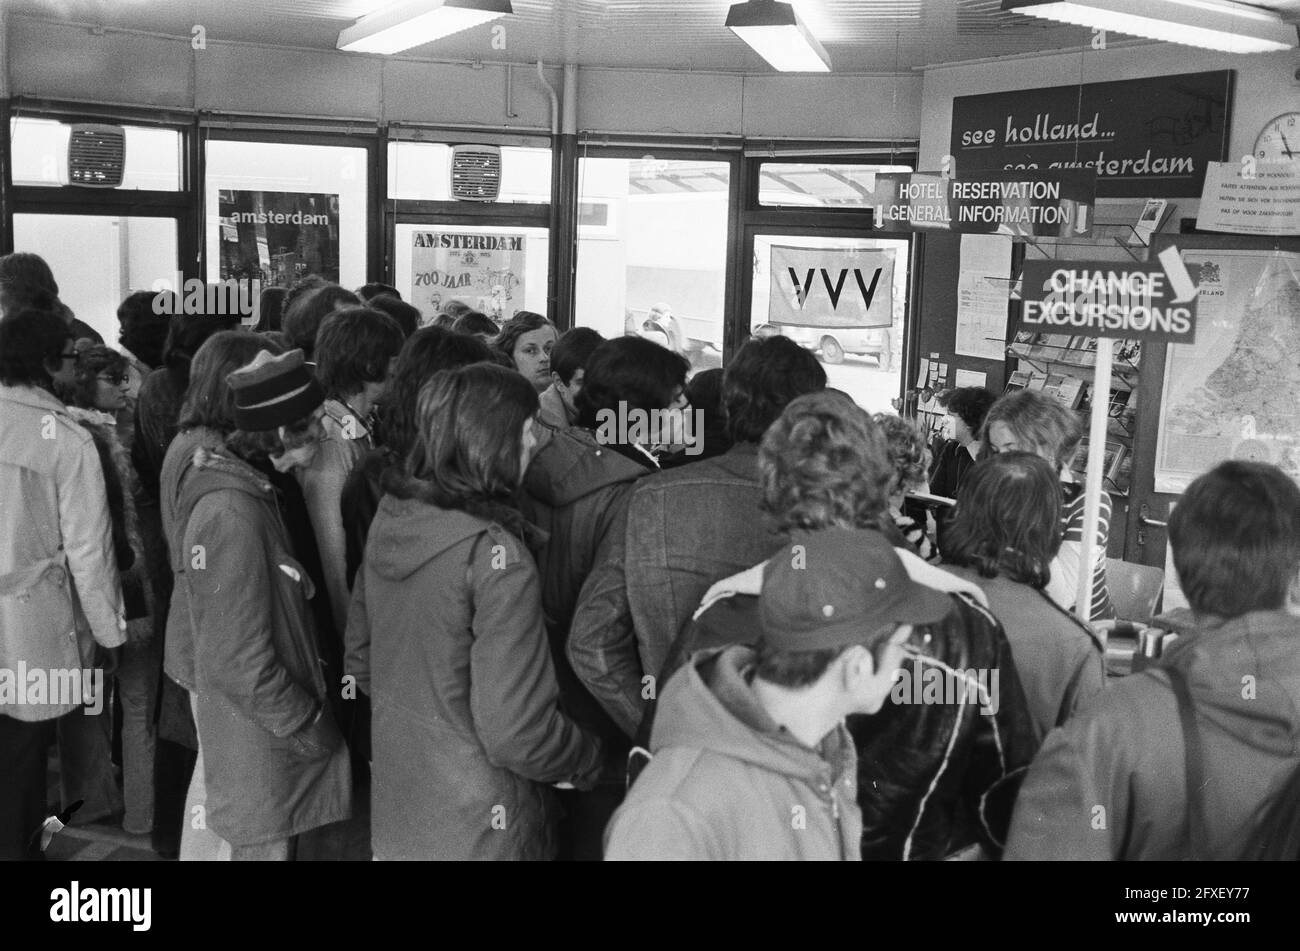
[1198,161,1300,237]
[955,234,1012,360]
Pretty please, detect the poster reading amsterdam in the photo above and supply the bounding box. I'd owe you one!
[409,231,527,322]
[218,190,340,285]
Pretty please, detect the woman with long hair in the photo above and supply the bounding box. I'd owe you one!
[941,451,1105,740]
[493,310,557,393]
[346,362,603,860]
[982,389,1115,621]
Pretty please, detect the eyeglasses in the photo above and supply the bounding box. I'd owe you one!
[59,350,78,361]
[96,372,128,386]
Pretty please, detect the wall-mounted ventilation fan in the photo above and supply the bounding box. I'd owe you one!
[68,124,126,188]
[450,144,502,201]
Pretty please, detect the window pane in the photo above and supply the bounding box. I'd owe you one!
[13,214,178,345]
[758,162,912,208]
[205,140,368,290]
[576,156,730,376]
[749,234,908,413]
[388,142,551,203]
[9,118,181,190]
[394,223,549,324]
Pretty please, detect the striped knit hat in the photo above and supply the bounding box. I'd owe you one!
[227,348,324,432]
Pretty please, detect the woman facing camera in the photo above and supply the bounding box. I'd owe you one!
[941,452,1105,741]
[983,389,1115,621]
[346,362,604,860]
[493,310,557,393]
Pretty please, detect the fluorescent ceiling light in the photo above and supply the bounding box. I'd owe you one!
[1002,0,1298,53]
[726,1,832,72]
[338,0,513,54]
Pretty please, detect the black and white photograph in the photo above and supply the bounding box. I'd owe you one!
[2,0,1300,932]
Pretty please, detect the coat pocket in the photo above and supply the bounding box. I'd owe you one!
[0,559,81,673]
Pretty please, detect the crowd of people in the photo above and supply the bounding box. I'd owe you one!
[2,249,1298,861]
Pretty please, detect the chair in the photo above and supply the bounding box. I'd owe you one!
[1105,558,1165,624]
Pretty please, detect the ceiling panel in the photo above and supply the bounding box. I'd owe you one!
[9,0,1242,72]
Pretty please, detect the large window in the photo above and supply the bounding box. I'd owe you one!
[576,155,731,374]
[758,161,912,208]
[9,117,182,191]
[14,214,179,344]
[204,139,369,292]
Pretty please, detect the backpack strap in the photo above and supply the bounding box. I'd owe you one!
[1167,666,1207,861]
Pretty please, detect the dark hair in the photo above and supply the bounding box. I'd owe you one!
[441,299,473,321]
[0,252,59,299]
[116,290,174,369]
[982,389,1082,470]
[177,331,282,433]
[314,307,404,400]
[380,326,495,459]
[1169,461,1300,618]
[261,330,291,350]
[356,282,401,303]
[0,308,71,387]
[451,310,499,337]
[759,390,894,533]
[160,312,242,390]
[938,386,997,437]
[575,336,690,429]
[873,413,930,496]
[551,326,604,385]
[754,643,848,688]
[366,294,421,339]
[254,286,288,334]
[69,343,129,410]
[724,336,827,443]
[943,452,1063,589]
[282,284,362,359]
[383,362,540,541]
[492,311,553,367]
[431,313,457,330]
[226,410,320,464]
[283,274,328,315]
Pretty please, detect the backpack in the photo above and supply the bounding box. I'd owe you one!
[1169,666,1300,860]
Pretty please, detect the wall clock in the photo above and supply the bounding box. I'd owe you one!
[1254,112,1300,163]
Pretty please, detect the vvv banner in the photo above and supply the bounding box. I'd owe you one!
[768,246,894,328]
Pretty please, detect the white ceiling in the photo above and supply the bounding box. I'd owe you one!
[4,0,1298,72]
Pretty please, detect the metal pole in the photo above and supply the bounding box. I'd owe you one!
[1077,336,1113,634]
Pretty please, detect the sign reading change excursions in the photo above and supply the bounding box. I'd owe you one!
[950,70,1233,199]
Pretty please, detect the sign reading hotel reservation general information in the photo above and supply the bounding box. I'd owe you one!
[950,70,1233,199]
[873,170,1095,237]
[218,190,340,285]
[1018,251,1199,345]
[409,231,527,322]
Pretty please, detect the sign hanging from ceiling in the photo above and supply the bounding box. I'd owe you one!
[949,70,1234,199]
[873,169,1095,237]
[1018,248,1200,344]
[767,246,894,328]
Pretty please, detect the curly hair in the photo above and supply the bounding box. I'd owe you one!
[937,386,997,437]
[69,343,129,410]
[982,389,1083,470]
[873,412,930,496]
[759,390,894,532]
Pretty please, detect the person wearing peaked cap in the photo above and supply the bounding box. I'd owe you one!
[612,390,1038,861]
[162,336,350,860]
[604,527,935,862]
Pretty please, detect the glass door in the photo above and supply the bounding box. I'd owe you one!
[743,227,911,413]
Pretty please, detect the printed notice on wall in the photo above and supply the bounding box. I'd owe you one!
[409,231,527,322]
[955,234,1012,361]
[1197,161,1300,237]
[218,190,340,285]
